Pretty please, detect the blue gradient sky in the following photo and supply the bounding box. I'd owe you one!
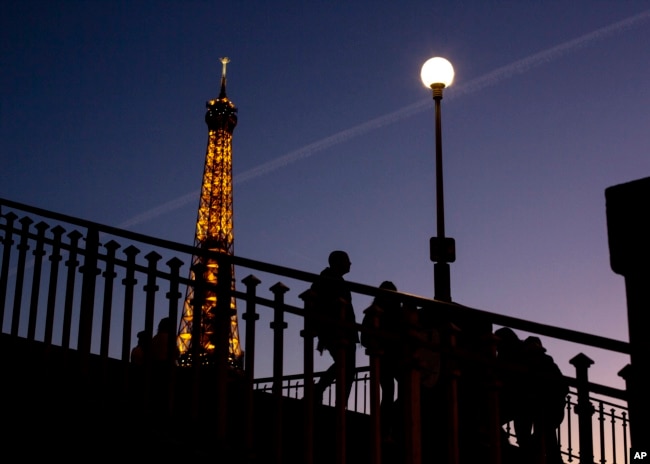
[2,1,650,388]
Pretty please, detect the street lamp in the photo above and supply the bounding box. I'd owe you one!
[421,57,455,302]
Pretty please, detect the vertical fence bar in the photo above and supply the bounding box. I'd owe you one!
[120,246,139,365]
[566,396,573,462]
[270,281,289,464]
[363,302,382,464]
[622,411,629,464]
[403,307,427,464]
[0,212,18,331]
[121,245,140,395]
[243,274,261,461]
[44,225,65,354]
[558,397,565,459]
[570,353,595,464]
[215,255,234,451]
[61,230,82,352]
[610,407,618,464]
[598,402,606,464]
[334,297,348,464]
[164,257,184,417]
[27,221,48,341]
[143,251,161,349]
[77,226,100,373]
[189,261,206,420]
[0,199,640,464]
[300,289,316,464]
[142,251,162,405]
[11,216,33,336]
[483,333,501,464]
[444,323,461,464]
[403,358,423,464]
[100,240,120,375]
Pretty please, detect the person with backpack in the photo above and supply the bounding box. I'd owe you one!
[496,329,568,464]
[311,251,358,406]
[518,336,569,464]
[361,281,403,440]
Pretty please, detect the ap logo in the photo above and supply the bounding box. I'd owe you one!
[632,449,648,460]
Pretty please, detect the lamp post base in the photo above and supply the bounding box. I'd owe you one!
[433,261,452,303]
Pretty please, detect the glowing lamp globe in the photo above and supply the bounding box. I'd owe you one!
[421,57,454,89]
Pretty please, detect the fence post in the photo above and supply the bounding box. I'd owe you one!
[120,245,140,376]
[27,221,49,341]
[570,353,595,464]
[242,274,261,460]
[618,364,636,456]
[363,300,383,464]
[402,308,424,464]
[77,226,100,374]
[0,212,18,332]
[11,216,33,336]
[270,281,289,464]
[165,257,184,417]
[44,225,65,356]
[443,322,461,464]
[215,255,233,451]
[483,332,502,464]
[100,240,120,376]
[62,230,83,354]
[334,296,350,464]
[300,288,316,464]
[143,251,162,351]
[189,260,207,420]
[140,251,161,408]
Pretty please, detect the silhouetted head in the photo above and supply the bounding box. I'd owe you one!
[136,330,149,345]
[495,327,520,349]
[523,336,547,353]
[158,317,173,334]
[374,280,398,307]
[328,250,351,276]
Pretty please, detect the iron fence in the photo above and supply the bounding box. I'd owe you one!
[0,196,635,464]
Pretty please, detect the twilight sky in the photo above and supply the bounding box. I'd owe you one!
[2,1,649,388]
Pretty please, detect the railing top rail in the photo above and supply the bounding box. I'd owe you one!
[1,196,630,356]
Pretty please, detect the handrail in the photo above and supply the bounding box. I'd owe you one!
[1,196,630,356]
[0,197,634,463]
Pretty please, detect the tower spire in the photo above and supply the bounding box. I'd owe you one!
[177,58,242,367]
[219,56,229,99]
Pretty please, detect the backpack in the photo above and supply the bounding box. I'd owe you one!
[524,337,568,426]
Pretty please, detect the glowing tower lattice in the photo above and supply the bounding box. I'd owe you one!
[177,57,242,366]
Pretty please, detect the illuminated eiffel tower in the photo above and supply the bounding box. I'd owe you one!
[177,57,242,367]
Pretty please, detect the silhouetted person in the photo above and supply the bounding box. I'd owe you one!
[495,327,528,462]
[495,327,526,424]
[496,328,568,464]
[361,280,402,441]
[518,336,568,464]
[311,250,358,406]
[151,317,179,364]
[147,317,179,416]
[130,330,150,366]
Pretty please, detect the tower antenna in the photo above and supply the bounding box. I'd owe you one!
[219,57,230,98]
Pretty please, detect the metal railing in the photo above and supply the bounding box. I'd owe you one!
[0,196,636,464]
[254,367,630,464]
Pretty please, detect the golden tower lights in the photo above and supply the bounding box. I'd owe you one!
[177,57,242,367]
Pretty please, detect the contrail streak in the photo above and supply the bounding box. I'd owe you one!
[118,9,650,230]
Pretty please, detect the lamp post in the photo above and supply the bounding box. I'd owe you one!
[421,57,455,302]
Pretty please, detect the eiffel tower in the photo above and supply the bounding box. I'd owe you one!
[177,57,242,367]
